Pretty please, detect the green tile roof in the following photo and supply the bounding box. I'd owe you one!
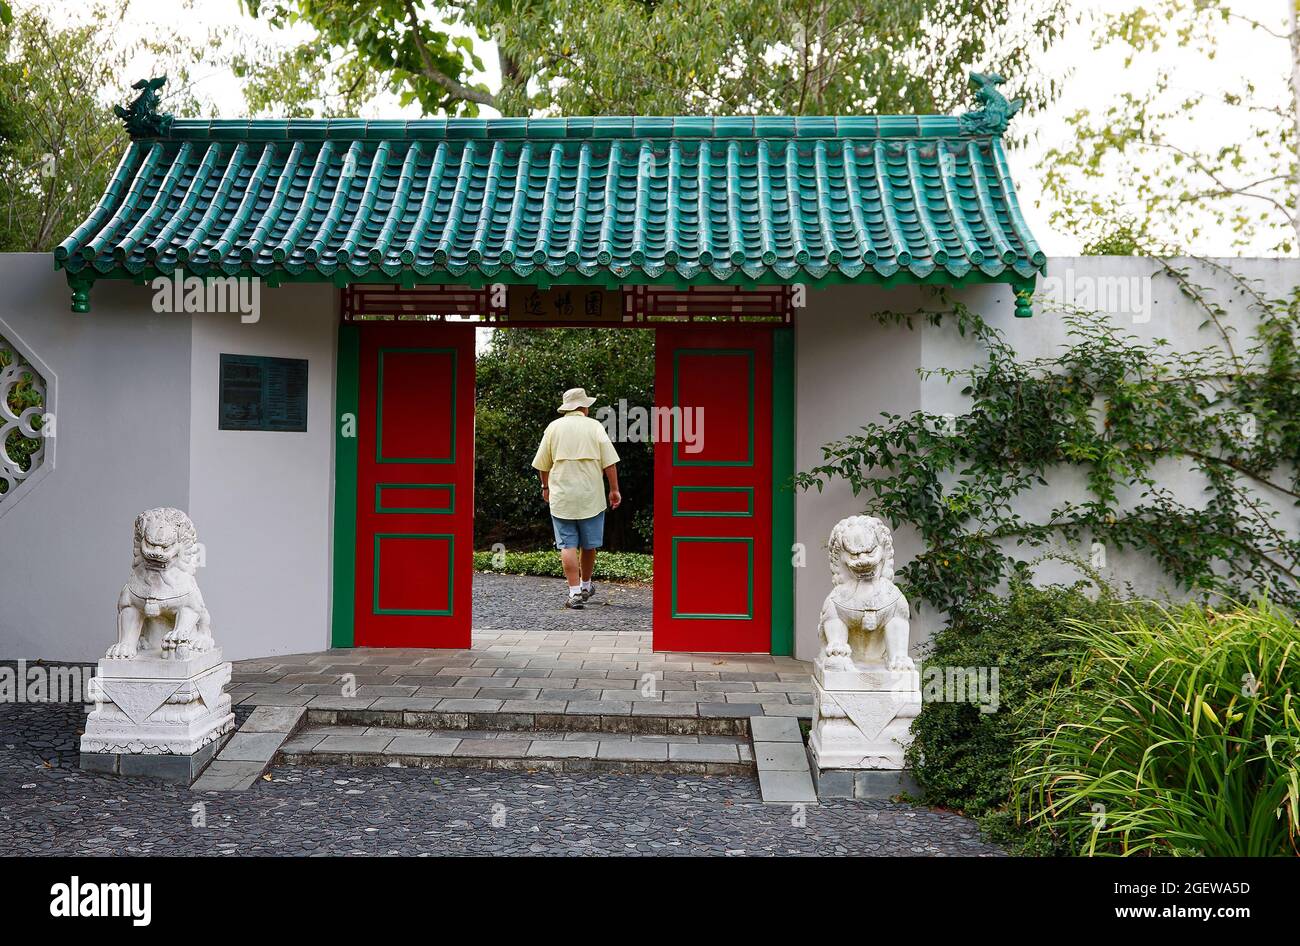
[56,114,1044,298]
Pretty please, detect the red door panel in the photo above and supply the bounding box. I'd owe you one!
[653,327,772,652]
[355,322,474,647]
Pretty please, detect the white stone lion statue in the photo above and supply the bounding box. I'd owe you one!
[105,507,213,659]
[818,515,913,672]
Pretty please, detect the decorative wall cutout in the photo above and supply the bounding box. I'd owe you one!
[0,327,50,510]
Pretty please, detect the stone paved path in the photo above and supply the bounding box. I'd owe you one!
[473,571,651,632]
[0,702,1001,856]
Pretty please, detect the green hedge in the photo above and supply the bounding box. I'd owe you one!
[906,581,1127,817]
[473,550,653,583]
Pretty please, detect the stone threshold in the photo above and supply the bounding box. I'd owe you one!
[305,706,775,736]
[749,716,818,804]
[191,705,307,792]
[278,727,754,776]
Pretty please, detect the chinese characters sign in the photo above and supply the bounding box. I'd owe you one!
[506,286,622,322]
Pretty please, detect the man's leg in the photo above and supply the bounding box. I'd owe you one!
[553,517,585,608]
[577,512,604,599]
[561,548,582,587]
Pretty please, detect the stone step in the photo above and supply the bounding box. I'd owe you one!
[277,725,755,776]
[303,701,785,737]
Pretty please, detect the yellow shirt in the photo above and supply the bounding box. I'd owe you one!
[531,412,620,520]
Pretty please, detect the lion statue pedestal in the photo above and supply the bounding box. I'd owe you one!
[80,508,234,784]
[809,516,922,795]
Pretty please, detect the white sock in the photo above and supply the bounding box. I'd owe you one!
[581,579,592,592]
[569,584,582,597]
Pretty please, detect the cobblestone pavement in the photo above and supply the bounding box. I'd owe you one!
[473,571,651,632]
[0,702,1001,856]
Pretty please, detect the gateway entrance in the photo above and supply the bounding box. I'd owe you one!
[333,285,794,654]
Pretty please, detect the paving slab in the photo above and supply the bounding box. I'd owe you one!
[315,734,395,754]
[526,741,598,759]
[454,738,531,758]
[220,731,290,764]
[749,716,803,743]
[384,736,462,756]
[754,742,811,771]
[191,760,267,792]
[668,743,741,763]
[596,742,668,762]
[241,705,308,733]
[757,769,818,804]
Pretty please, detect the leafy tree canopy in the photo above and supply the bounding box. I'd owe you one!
[238,0,1068,119]
[0,1,220,252]
[1043,0,1300,256]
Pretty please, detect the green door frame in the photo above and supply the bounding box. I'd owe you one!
[329,317,797,654]
[769,326,795,656]
[331,321,360,648]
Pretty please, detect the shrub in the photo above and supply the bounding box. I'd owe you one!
[473,549,653,583]
[906,580,1131,818]
[1012,600,1300,857]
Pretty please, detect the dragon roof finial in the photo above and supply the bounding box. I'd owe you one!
[959,71,1022,136]
[113,76,174,139]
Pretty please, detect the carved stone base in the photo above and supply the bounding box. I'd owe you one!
[813,657,919,692]
[80,649,234,758]
[809,671,921,771]
[80,731,230,785]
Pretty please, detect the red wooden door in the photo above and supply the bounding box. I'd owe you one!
[653,327,772,652]
[354,322,475,647]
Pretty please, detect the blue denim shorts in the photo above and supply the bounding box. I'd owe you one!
[551,511,605,550]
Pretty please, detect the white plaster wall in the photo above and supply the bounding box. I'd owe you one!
[0,256,191,661]
[935,258,1300,600]
[793,284,924,660]
[792,258,1300,662]
[187,284,337,660]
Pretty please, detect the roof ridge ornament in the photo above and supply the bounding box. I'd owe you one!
[113,76,174,139]
[958,72,1022,136]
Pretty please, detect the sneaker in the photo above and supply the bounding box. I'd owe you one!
[580,583,596,601]
[565,594,585,610]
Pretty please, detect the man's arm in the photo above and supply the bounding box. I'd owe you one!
[532,426,553,504]
[604,464,621,509]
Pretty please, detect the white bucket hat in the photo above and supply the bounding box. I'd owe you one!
[558,387,597,412]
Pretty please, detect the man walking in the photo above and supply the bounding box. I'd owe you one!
[532,387,621,609]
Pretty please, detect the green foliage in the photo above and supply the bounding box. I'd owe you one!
[239,0,490,116]
[1041,1,1297,255]
[473,549,653,582]
[1012,600,1300,857]
[0,1,212,252]
[238,0,1067,120]
[475,327,653,552]
[795,274,1300,618]
[491,0,1067,120]
[1079,217,1150,257]
[905,580,1129,821]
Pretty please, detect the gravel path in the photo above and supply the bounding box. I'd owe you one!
[0,701,1001,857]
[472,570,652,632]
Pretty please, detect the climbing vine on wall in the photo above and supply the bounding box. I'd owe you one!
[795,263,1300,616]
